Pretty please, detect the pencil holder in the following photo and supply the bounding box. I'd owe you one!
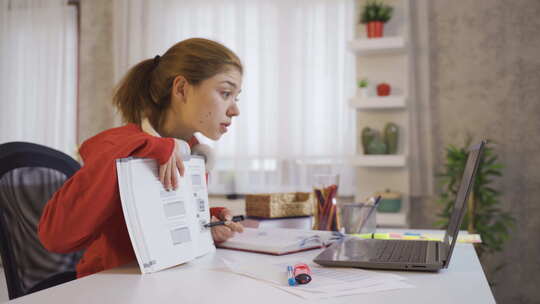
[338,203,377,234]
[312,174,340,231]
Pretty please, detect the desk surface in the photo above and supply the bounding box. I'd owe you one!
[8,235,495,304]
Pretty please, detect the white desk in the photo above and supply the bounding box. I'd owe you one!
[8,235,495,304]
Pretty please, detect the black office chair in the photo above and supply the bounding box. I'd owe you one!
[0,142,83,299]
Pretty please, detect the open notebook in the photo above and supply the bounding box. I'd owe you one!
[217,228,338,255]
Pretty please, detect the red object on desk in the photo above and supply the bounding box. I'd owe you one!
[293,263,312,284]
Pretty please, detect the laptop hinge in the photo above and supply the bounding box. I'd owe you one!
[439,242,448,267]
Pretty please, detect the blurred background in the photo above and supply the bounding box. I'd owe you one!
[0,0,539,302]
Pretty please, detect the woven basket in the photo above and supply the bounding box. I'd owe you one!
[245,192,313,218]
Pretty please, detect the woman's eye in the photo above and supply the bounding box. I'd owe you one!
[222,92,231,98]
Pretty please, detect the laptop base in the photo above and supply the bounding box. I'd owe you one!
[314,238,444,272]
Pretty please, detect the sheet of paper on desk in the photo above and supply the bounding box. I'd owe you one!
[272,262,413,299]
[281,279,414,300]
[220,257,414,299]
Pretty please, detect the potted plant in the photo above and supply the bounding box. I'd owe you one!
[435,139,515,261]
[357,78,369,98]
[360,0,393,38]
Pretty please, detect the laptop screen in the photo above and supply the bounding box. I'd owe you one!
[442,141,484,265]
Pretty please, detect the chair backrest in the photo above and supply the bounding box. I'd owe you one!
[0,142,83,299]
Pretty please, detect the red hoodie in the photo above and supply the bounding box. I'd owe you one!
[38,124,223,278]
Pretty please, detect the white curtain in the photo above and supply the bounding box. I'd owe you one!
[0,0,77,157]
[113,0,356,196]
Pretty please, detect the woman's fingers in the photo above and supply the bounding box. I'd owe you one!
[171,140,185,190]
[219,209,233,221]
[176,157,185,178]
[164,158,172,190]
[159,161,174,190]
[217,208,244,233]
[158,141,186,191]
[170,155,178,190]
[211,216,234,243]
[159,164,166,187]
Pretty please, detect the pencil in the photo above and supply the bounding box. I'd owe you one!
[323,185,337,231]
[324,186,336,230]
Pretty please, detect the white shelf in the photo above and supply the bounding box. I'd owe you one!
[348,36,407,55]
[350,96,407,110]
[376,212,408,227]
[349,155,407,167]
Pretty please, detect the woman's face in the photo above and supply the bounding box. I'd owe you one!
[166,68,242,141]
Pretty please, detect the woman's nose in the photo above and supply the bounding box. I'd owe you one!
[227,103,240,117]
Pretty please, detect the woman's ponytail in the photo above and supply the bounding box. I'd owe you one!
[112,59,158,125]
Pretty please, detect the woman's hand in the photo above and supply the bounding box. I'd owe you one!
[211,208,244,243]
[158,140,185,191]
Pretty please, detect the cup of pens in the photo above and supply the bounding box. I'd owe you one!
[312,174,340,231]
[339,197,379,234]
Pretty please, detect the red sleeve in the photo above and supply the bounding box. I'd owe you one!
[132,136,174,165]
[210,207,225,219]
[38,132,174,253]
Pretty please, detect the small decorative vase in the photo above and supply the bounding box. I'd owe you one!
[367,135,387,155]
[384,122,399,154]
[358,87,369,98]
[361,127,376,154]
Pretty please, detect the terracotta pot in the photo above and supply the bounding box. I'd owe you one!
[366,21,384,38]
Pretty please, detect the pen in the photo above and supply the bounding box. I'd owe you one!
[203,215,245,228]
[287,265,296,286]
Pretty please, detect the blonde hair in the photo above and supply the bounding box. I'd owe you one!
[112,38,243,128]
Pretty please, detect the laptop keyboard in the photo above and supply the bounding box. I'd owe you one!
[372,240,429,263]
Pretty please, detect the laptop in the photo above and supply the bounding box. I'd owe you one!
[314,140,485,271]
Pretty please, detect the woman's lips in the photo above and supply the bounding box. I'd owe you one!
[220,123,230,133]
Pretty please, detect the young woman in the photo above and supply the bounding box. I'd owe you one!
[38,38,244,278]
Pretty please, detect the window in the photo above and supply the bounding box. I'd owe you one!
[113,0,356,195]
[0,0,78,156]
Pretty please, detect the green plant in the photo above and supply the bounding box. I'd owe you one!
[357,78,368,88]
[360,0,393,24]
[435,138,515,259]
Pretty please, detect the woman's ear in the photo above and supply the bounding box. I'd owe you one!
[172,75,188,102]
